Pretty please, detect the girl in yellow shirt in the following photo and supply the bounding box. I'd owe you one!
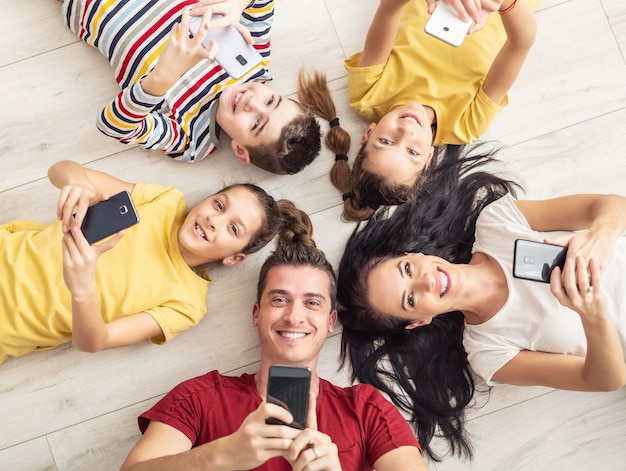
[0,161,311,363]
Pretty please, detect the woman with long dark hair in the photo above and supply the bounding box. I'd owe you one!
[337,146,626,460]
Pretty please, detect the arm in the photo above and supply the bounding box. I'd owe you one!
[358,0,410,67]
[62,223,164,352]
[122,402,300,471]
[373,447,430,471]
[493,257,626,391]
[515,194,626,271]
[481,0,537,105]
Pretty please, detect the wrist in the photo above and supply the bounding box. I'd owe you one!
[498,0,517,15]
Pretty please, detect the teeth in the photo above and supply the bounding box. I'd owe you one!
[233,91,243,110]
[280,332,307,339]
[438,270,448,297]
[195,223,207,240]
[402,116,418,124]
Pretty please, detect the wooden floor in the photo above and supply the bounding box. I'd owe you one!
[2,0,626,469]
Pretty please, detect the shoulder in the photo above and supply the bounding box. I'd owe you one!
[131,182,184,205]
[320,379,394,409]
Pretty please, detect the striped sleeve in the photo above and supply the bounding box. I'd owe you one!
[94,0,275,163]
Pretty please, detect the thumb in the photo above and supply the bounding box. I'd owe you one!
[306,392,317,430]
[542,234,571,248]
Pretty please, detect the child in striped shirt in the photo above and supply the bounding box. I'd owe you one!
[62,0,322,174]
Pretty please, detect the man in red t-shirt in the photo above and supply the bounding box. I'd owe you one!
[120,242,430,471]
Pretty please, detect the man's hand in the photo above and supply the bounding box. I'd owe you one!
[286,393,341,471]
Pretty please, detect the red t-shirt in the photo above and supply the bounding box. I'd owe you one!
[140,371,421,470]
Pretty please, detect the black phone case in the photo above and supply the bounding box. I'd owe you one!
[265,364,311,429]
[513,239,568,283]
[80,191,139,244]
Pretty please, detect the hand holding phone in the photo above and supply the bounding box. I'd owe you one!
[265,364,311,429]
[188,13,262,79]
[513,239,568,283]
[80,191,139,244]
[425,1,473,47]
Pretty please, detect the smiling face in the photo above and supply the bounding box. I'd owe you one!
[253,265,337,368]
[216,82,303,161]
[367,253,456,327]
[361,103,435,187]
[178,185,264,267]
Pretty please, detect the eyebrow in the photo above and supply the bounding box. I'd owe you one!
[398,260,408,311]
[255,96,283,137]
[220,192,247,237]
[266,288,327,302]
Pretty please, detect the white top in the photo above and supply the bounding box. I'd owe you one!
[463,194,626,385]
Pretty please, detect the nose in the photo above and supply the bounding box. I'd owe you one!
[413,271,435,294]
[243,94,260,112]
[282,302,304,325]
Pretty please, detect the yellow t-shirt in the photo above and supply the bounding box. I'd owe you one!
[0,182,210,362]
[346,0,540,145]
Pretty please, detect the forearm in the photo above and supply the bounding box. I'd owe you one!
[71,289,110,352]
[499,0,536,50]
[581,312,626,391]
[48,160,91,190]
[358,0,408,67]
[126,437,236,471]
[587,194,626,238]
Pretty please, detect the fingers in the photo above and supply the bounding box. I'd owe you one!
[232,21,254,45]
[305,392,318,431]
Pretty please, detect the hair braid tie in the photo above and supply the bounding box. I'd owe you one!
[335,154,348,162]
[342,191,355,201]
[329,117,340,128]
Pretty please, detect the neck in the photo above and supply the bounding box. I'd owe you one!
[459,253,508,325]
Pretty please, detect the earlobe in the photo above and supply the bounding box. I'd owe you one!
[252,303,260,326]
[360,123,376,145]
[223,253,246,266]
[424,146,435,170]
[230,140,251,164]
[328,310,338,333]
[405,318,432,330]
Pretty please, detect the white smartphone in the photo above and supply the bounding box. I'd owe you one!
[513,239,568,283]
[424,1,472,47]
[188,14,263,79]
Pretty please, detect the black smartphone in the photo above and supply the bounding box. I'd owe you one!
[513,239,568,283]
[80,191,139,244]
[265,364,311,429]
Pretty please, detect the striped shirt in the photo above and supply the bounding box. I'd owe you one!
[62,0,274,162]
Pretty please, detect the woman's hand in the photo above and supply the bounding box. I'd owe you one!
[190,0,253,44]
[545,227,616,275]
[550,256,608,321]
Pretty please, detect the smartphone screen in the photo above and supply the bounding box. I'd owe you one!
[265,364,311,429]
[513,239,568,283]
[80,191,139,244]
[424,1,472,47]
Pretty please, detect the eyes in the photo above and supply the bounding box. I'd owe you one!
[377,138,419,156]
[403,261,415,308]
[251,95,275,131]
[271,296,323,309]
[213,198,239,236]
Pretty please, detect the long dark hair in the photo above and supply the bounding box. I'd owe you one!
[337,143,522,460]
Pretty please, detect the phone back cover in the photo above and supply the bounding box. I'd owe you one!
[424,2,472,47]
[190,16,263,79]
[81,191,139,244]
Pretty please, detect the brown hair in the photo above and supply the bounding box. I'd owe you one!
[216,183,311,255]
[246,100,321,175]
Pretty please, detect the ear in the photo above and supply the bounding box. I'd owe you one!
[424,146,435,170]
[230,140,251,164]
[360,123,377,145]
[327,309,338,333]
[252,303,260,326]
[222,253,246,266]
[405,318,432,330]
